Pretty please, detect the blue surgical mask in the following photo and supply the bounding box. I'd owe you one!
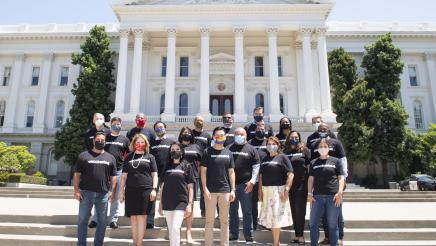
[234,135,246,145]
[155,127,166,137]
[290,139,299,145]
[111,124,121,132]
[319,132,328,138]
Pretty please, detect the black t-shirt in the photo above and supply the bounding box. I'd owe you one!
[227,143,260,185]
[84,127,109,151]
[260,154,293,186]
[162,162,195,211]
[284,148,311,191]
[105,133,130,171]
[306,131,337,151]
[74,150,117,193]
[244,122,274,141]
[309,157,345,195]
[183,143,203,178]
[248,138,268,152]
[122,152,158,189]
[126,127,156,143]
[310,138,346,161]
[150,137,176,178]
[192,129,211,151]
[200,147,235,193]
[224,127,236,147]
[275,132,288,148]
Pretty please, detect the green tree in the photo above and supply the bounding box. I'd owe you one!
[0,142,36,173]
[397,129,427,176]
[422,123,436,175]
[54,25,115,166]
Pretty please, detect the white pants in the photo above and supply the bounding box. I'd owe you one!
[164,210,185,246]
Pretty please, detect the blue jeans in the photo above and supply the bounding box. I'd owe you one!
[91,170,122,223]
[229,183,253,240]
[77,190,109,246]
[309,195,340,246]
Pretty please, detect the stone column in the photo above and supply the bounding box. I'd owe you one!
[425,53,436,118]
[316,28,336,122]
[2,53,25,133]
[267,27,282,122]
[34,53,54,133]
[113,29,129,115]
[199,27,212,121]
[129,28,144,115]
[233,27,248,122]
[161,28,177,122]
[300,27,317,122]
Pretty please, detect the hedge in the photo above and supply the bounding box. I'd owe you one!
[3,173,47,185]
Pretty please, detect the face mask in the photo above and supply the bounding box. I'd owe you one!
[318,147,329,156]
[181,134,192,142]
[170,150,182,160]
[111,124,121,132]
[194,121,203,129]
[281,123,291,130]
[267,144,279,153]
[255,130,265,139]
[135,143,146,151]
[214,136,226,145]
[319,132,328,138]
[254,115,263,122]
[155,128,166,137]
[95,119,104,127]
[136,118,145,128]
[94,140,105,150]
[223,120,232,128]
[290,138,299,145]
[313,122,321,131]
[234,135,246,145]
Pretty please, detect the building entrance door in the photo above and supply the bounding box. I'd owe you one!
[210,95,233,116]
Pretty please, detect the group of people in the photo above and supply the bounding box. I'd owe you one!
[73,107,348,246]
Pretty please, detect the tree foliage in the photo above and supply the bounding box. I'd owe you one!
[0,142,36,173]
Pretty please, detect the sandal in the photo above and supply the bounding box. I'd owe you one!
[298,240,306,245]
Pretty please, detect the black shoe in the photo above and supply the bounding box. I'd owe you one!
[146,223,154,229]
[109,221,119,229]
[229,235,238,241]
[319,238,330,245]
[245,237,254,244]
[88,221,97,228]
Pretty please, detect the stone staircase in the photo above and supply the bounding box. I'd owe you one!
[0,187,436,245]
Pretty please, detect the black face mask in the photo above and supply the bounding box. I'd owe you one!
[281,123,291,130]
[181,134,192,142]
[94,141,105,150]
[170,151,182,160]
[255,130,265,139]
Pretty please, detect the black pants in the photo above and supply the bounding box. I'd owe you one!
[323,205,344,240]
[290,189,307,237]
[252,183,259,229]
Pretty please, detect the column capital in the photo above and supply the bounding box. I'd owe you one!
[119,29,130,38]
[166,27,178,37]
[233,26,246,37]
[299,27,313,37]
[266,27,279,37]
[199,26,210,36]
[315,27,327,37]
[132,28,144,38]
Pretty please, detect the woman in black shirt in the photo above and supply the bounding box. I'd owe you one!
[307,138,345,246]
[258,136,294,246]
[119,133,158,246]
[158,142,194,246]
[283,130,311,245]
[275,116,292,148]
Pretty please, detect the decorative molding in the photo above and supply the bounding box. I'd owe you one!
[424,52,435,61]
[299,27,313,37]
[43,53,54,61]
[119,29,130,38]
[15,53,25,61]
[316,27,327,37]
[199,26,210,37]
[132,28,144,37]
[233,26,246,37]
[266,27,279,37]
[294,41,302,49]
[166,27,178,37]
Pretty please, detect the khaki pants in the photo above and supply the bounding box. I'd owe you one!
[204,192,230,246]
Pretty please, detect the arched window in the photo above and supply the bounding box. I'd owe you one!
[55,100,65,128]
[25,100,35,127]
[0,100,6,127]
[212,98,219,115]
[413,100,424,129]
[280,94,284,114]
[255,93,264,108]
[160,93,165,114]
[179,93,188,116]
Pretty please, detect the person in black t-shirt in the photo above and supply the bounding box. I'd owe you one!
[158,142,195,246]
[308,138,345,246]
[222,112,236,147]
[275,116,292,148]
[126,113,156,143]
[244,107,274,141]
[119,133,158,246]
[227,128,260,243]
[306,117,336,151]
[192,115,212,151]
[89,117,130,229]
[258,136,294,246]
[84,113,109,151]
[178,126,203,243]
[73,131,117,246]
[201,127,236,246]
[283,130,311,245]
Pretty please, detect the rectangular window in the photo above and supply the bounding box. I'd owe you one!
[180,57,189,77]
[161,57,167,77]
[59,66,69,86]
[31,66,40,86]
[278,56,283,77]
[408,65,418,86]
[255,56,264,77]
[26,116,34,127]
[3,67,11,86]
[0,101,5,127]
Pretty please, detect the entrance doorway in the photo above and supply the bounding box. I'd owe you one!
[210,95,233,116]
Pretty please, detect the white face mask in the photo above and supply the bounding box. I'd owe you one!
[313,122,321,131]
[318,147,329,156]
[95,119,104,127]
[234,135,246,145]
[267,144,279,153]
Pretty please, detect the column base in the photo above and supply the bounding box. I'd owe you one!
[233,113,248,123]
[198,112,212,122]
[161,113,176,122]
[269,113,284,123]
[305,110,319,123]
[321,111,337,123]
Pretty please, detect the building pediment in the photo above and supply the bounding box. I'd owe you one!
[209,52,235,62]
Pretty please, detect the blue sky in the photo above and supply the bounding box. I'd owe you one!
[0,0,435,24]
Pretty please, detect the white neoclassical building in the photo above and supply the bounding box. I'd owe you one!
[1,0,436,183]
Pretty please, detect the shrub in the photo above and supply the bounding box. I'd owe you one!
[33,171,47,179]
[6,173,47,185]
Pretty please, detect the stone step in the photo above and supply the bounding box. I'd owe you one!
[0,223,435,242]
